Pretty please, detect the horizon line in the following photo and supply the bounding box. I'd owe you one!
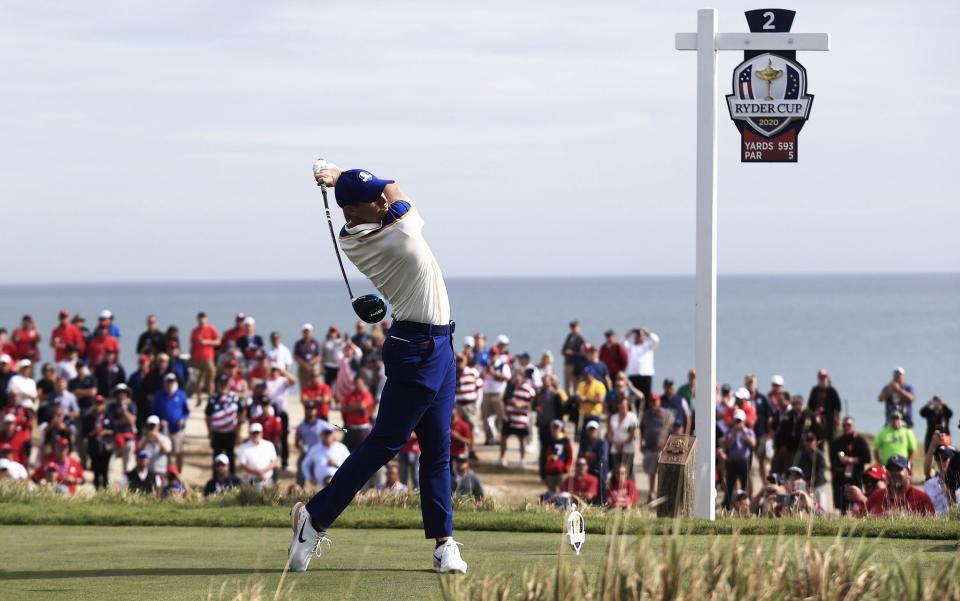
[0,271,957,288]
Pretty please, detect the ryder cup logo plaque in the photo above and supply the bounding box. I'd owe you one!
[725,9,816,162]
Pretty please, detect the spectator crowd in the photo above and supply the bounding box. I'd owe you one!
[2,310,958,519]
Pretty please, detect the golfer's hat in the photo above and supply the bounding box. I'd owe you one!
[334,169,394,207]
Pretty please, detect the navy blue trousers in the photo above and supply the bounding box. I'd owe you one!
[306,326,456,539]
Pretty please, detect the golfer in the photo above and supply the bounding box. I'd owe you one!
[288,165,467,574]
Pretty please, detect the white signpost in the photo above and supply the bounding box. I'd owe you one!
[675,9,829,520]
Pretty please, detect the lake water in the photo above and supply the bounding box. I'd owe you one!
[1,274,957,434]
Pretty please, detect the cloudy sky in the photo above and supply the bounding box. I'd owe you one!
[1,0,956,283]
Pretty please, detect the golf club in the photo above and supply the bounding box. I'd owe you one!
[313,158,387,324]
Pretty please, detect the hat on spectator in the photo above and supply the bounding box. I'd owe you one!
[249,423,263,433]
[785,466,805,479]
[551,419,564,429]
[863,464,888,482]
[604,329,615,337]
[817,368,829,377]
[320,422,335,434]
[304,401,317,410]
[2,414,14,423]
[583,366,596,377]
[517,352,530,360]
[226,358,239,368]
[235,312,246,321]
[99,309,113,319]
[58,309,70,318]
[55,437,70,447]
[890,410,903,420]
[20,399,35,410]
[45,461,58,471]
[770,374,785,386]
[167,465,180,477]
[0,459,12,471]
[163,373,178,382]
[765,472,783,485]
[255,381,268,391]
[0,442,12,452]
[585,421,600,430]
[270,362,283,371]
[301,323,313,332]
[720,383,731,394]
[136,449,150,459]
[146,415,161,426]
[733,408,747,422]
[217,373,230,385]
[112,383,130,394]
[214,454,230,465]
[496,334,510,345]
[17,358,31,369]
[893,366,905,375]
[885,455,910,471]
[582,343,594,353]
[93,395,106,404]
[663,377,675,387]
[0,354,10,364]
[463,335,475,347]
[734,387,750,400]
[243,316,255,326]
[328,325,339,333]
[935,445,957,460]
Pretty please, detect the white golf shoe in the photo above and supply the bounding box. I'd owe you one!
[287,501,331,572]
[432,538,468,574]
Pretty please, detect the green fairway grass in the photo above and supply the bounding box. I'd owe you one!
[1,526,958,601]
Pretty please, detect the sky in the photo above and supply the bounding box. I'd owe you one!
[0,0,957,283]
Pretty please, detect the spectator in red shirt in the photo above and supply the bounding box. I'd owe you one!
[0,329,18,361]
[190,312,222,400]
[220,312,246,353]
[50,310,85,362]
[451,407,473,461]
[251,393,284,452]
[866,455,935,516]
[32,437,84,495]
[599,330,629,379]
[12,315,42,370]
[1,414,31,466]
[606,464,639,509]
[87,323,120,370]
[844,464,887,517]
[300,372,333,420]
[341,376,373,451]
[560,458,599,504]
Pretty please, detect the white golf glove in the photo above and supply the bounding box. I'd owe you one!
[313,159,340,187]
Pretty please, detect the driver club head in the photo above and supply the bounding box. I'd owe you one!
[352,294,387,324]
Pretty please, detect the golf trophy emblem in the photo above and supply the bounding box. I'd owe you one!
[566,504,585,555]
[725,9,816,162]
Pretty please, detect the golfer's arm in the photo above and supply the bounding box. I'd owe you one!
[382,183,406,203]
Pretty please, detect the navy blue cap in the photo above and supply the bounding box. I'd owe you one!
[886,455,910,470]
[334,169,394,208]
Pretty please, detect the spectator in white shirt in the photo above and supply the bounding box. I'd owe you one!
[376,463,409,494]
[623,328,659,402]
[237,423,278,488]
[302,424,350,489]
[607,395,639,478]
[0,457,28,481]
[266,364,296,471]
[7,359,38,401]
[266,332,294,373]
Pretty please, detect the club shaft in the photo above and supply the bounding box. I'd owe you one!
[320,185,355,300]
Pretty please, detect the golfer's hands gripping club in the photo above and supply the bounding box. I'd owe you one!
[313,158,342,188]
